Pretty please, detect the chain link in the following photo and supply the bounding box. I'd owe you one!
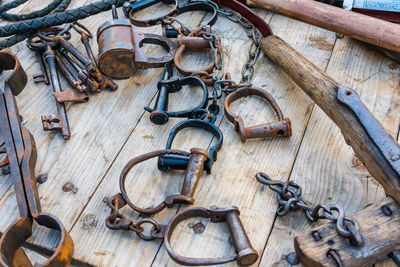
[189,0,263,93]
[105,193,164,241]
[256,172,363,247]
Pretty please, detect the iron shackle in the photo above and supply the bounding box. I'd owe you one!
[224,87,292,142]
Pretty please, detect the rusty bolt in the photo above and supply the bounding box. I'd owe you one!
[192,222,205,234]
[36,174,48,184]
[62,182,75,192]
[286,252,300,265]
[382,205,393,216]
[2,165,10,175]
[312,230,321,241]
[391,154,400,161]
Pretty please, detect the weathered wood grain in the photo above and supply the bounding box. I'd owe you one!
[0,1,398,266]
[295,197,400,267]
[260,34,400,266]
[247,0,400,53]
[149,13,337,267]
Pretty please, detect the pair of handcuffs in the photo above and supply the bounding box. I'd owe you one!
[105,120,259,265]
[124,0,222,84]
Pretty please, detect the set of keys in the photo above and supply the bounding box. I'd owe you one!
[27,23,118,140]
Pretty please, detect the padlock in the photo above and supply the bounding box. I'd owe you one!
[97,5,177,80]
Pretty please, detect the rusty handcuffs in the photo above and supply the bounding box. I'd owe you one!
[158,119,224,174]
[174,33,222,85]
[118,148,209,216]
[224,87,292,142]
[123,0,179,27]
[144,65,209,124]
[164,206,259,266]
[0,51,73,267]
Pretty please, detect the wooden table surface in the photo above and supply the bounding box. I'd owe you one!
[1,1,399,266]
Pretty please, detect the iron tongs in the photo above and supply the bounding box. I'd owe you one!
[0,51,73,267]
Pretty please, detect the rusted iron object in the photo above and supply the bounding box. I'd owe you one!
[54,53,88,92]
[256,172,363,246]
[59,48,100,92]
[123,0,179,27]
[0,51,74,267]
[27,30,72,140]
[213,0,400,265]
[144,65,209,124]
[224,87,292,142]
[106,197,257,265]
[32,51,50,85]
[72,22,119,91]
[158,119,223,174]
[161,1,218,38]
[174,33,222,85]
[336,86,400,175]
[37,31,97,77]
[118,148,209,216]
[97,5,177,79]
[164,206,259,266]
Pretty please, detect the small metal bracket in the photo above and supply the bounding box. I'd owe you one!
[336,86,400,175]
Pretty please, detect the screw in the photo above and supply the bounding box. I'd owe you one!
[62,182,75,192]
[102,197,108,203]
[312,231,321,241]
[286,252,300,265]
[36,174,48,184]
[2,165,10,175]
[192,222,205,234]
[382,205,392,216]
[391,154,400,161]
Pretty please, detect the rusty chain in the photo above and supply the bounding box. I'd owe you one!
[163,0,263,97]
[106,193,165,241]
[190,0,263,94]
[256,172,363,247]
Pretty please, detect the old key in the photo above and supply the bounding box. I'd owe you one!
[0,51,73,267]
[71,22,118,91]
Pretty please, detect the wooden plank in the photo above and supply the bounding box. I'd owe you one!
[0,0,186,254]
[66,11,336,266]
[259,31,400,266]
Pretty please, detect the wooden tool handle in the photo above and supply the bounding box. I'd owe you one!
[261,35,400,203]
[248,0,400,53]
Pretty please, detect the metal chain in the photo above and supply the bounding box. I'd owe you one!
[256,172,363,247]
[189,0,263,93]
[105,193,165,241]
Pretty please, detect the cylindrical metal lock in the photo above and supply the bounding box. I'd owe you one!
[97,18,135,79]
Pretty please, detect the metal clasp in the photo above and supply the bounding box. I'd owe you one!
[224,87,292,143]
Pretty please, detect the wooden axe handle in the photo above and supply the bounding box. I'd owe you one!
[261,35,400,203]
[248,0,400,53]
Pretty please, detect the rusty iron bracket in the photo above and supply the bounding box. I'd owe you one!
[336,86,400,175]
